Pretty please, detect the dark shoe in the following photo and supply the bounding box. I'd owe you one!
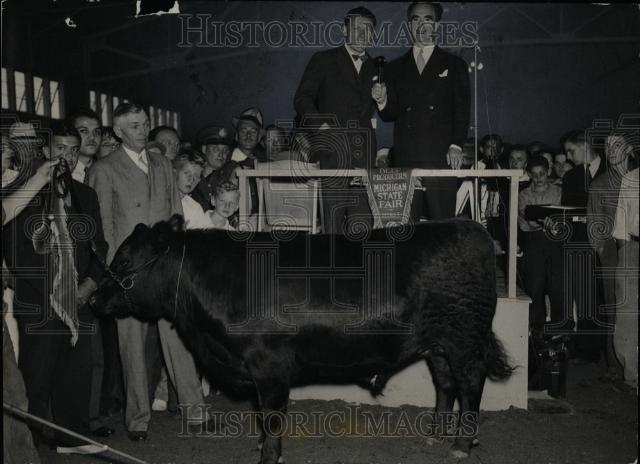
[127,430,148,441]
[91,427,115,438]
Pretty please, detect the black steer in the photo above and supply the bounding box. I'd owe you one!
[91,215,513,463]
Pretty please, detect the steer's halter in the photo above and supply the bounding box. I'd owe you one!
[111,248,170,291]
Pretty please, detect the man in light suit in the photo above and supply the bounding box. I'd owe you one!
[87,103,183,441]
[372,1,470,220]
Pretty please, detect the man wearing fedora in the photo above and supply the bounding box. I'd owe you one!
[294,6,377,235]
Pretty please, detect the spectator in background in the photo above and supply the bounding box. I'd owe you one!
[231,108,267,165]
[588,132,636,380]
[553,152,573,180]
[98,127,120,159]
[612,166,639,388]
[148,125,180,161]
[230,109,266,216]
[558,129,607,362]
[67,110,102,183]
[509,145,531,189]
[518,155,563,337]
[174,151,210,228]
[208,181,241,231]
[479,134,504,168]
[527,140,545,158]
[192,126,234,211]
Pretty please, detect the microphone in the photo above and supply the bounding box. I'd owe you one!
[374,56,386,84]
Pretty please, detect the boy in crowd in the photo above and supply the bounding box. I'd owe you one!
[518,155,564,337]
[208,181,241,231]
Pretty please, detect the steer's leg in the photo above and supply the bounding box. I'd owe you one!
[448,355,486,459]
[425,354,458,444]
[249,370,290,464]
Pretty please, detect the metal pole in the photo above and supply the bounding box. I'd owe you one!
[3,402,149,464]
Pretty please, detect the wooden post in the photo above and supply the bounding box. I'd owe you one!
[508,173,520,299]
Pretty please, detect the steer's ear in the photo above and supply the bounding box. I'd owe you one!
[168,214,185,233]
[150,220,173,249]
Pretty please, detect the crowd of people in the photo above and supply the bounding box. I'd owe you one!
[1,2,638,462]
[464,132,637,385]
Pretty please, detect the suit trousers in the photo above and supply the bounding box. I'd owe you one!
[17,305,93,446]
[100,316,124,413]
[88,317,104,429]
[320,179,372,235]
[410,177,457,221]
[157,319,207,422]
[563,230,605,360]
[614,241,638,387]
[595,240,619,368]
[522,231,565,333]
[117,316,150,432]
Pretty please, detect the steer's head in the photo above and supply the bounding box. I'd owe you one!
[90,215,184,320]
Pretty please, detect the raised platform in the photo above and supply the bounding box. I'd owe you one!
[291,283,530,411]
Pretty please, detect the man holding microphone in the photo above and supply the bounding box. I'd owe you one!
[372,2,470,220]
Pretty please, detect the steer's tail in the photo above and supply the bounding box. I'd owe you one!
[486,332,515,381]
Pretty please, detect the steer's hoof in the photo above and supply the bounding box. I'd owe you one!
[450,449,469,460]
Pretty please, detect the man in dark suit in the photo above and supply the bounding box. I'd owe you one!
[372,1,470,220]
[558,129,608,361]
[294,6,377,234]
[2,127,108,453]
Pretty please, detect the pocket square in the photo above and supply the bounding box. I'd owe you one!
[438,69,448,77]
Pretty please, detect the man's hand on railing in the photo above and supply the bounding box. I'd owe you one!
[446,146,464,170]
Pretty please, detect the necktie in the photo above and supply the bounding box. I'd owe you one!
[416,50,426,74]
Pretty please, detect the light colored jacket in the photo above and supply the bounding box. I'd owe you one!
[86,147,182,262]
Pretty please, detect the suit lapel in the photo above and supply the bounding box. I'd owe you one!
[402,49,420,79]
[336,46,359,89]
[420,47,446,89]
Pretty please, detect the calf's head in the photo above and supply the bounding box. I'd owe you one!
[90,215,184,320]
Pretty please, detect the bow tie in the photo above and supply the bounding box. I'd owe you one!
[351,54,367,63]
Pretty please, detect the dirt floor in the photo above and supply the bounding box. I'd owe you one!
[37,359,637,464]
